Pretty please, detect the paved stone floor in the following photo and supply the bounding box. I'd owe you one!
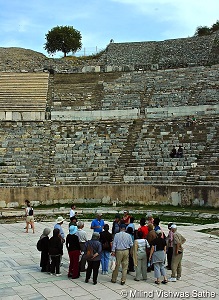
[0,219,218,300]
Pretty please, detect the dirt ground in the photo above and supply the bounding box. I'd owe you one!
[209,229,219,237]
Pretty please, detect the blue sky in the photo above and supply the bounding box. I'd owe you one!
[0,0,219,58]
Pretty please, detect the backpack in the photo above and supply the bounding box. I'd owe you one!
[36,239,43,251]
[29,207,33,216]
[85,242,94,259]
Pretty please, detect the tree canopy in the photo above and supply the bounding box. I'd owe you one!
[194,20,219,37]
[44,26,82,57]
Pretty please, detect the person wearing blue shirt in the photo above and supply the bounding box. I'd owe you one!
[54,216,65,241]
[90,213,105,233]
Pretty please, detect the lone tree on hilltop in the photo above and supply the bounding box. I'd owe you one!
[44,25,82,57]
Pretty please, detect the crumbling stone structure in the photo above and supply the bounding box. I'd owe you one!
[0,33,219,208]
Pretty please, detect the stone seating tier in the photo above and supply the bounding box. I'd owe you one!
[0,72,49,113]
[50,65,219,111]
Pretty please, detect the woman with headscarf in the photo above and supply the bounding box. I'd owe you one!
[84,232,102,285]
[38,227,51,272]
[48,228,63,276]
[66,225,80,279]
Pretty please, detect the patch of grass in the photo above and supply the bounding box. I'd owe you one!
[29,202,219,215]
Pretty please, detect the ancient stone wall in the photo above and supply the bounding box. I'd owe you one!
[0,115,219,207]
[0,32,219,72]
[0,184,218,208]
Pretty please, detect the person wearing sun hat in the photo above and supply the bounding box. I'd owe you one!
[54,216,65,267]
[54,216,65,242]
[169,224,186,282]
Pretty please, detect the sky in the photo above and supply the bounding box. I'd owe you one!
[0,0,219,58]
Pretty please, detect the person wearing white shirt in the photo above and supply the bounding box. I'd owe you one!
[70,204,76,218]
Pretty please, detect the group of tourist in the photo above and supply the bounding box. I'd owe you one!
[34,205,186,286]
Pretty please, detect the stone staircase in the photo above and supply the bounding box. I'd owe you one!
[0,72,49,112]
[110,119,144,182]
[185,118,219,185]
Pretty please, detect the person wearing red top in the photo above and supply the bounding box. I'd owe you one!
[122,210,130,226]
[137,217,148,239]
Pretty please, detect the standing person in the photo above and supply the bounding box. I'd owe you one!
[153,218,165,239]
[112,214,121,237]
[126,227,135,273]
[149,230,168,285]
[146,223,157,272]
[69,204,77,218]
[76,221,88,272]
[24,200,30,229]
[146,214,154,226]
[66,225,81,279]
[169,224,186,282]
[90,213,105,233]
[137,217,148,238]
[38,228,51,272]
[166,223,174,270]
[54,216,65,265]
[126,216,135,232]
[54,216,65,242]
[69,216,78,227]
[147,224,156,245]
[111,224,133,285]
[122,210,130,226]
[84,232,102,285]
[49,228,63,276]
[99,224,113,275]
[132,231,150,281]
[25,203,35,234]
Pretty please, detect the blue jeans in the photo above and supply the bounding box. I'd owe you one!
[101,250,110,272]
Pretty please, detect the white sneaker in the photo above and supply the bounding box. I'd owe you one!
[168,277,176,282]
[105,271,108,275]
[177,277,181,280]
[50,273,55,275]
[56,273,62,277]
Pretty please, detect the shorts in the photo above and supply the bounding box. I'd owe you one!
[26,216,34,223]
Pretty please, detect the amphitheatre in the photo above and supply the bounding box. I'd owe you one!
[0,31,219,208]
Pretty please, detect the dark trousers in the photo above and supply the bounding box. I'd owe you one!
[86,260,100,283]
[79,242,87,272]
[50,255,61,274]
[167,247,173,268]
[68,250,80,278]
[128,249,135,272]
[40,251,50,272]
